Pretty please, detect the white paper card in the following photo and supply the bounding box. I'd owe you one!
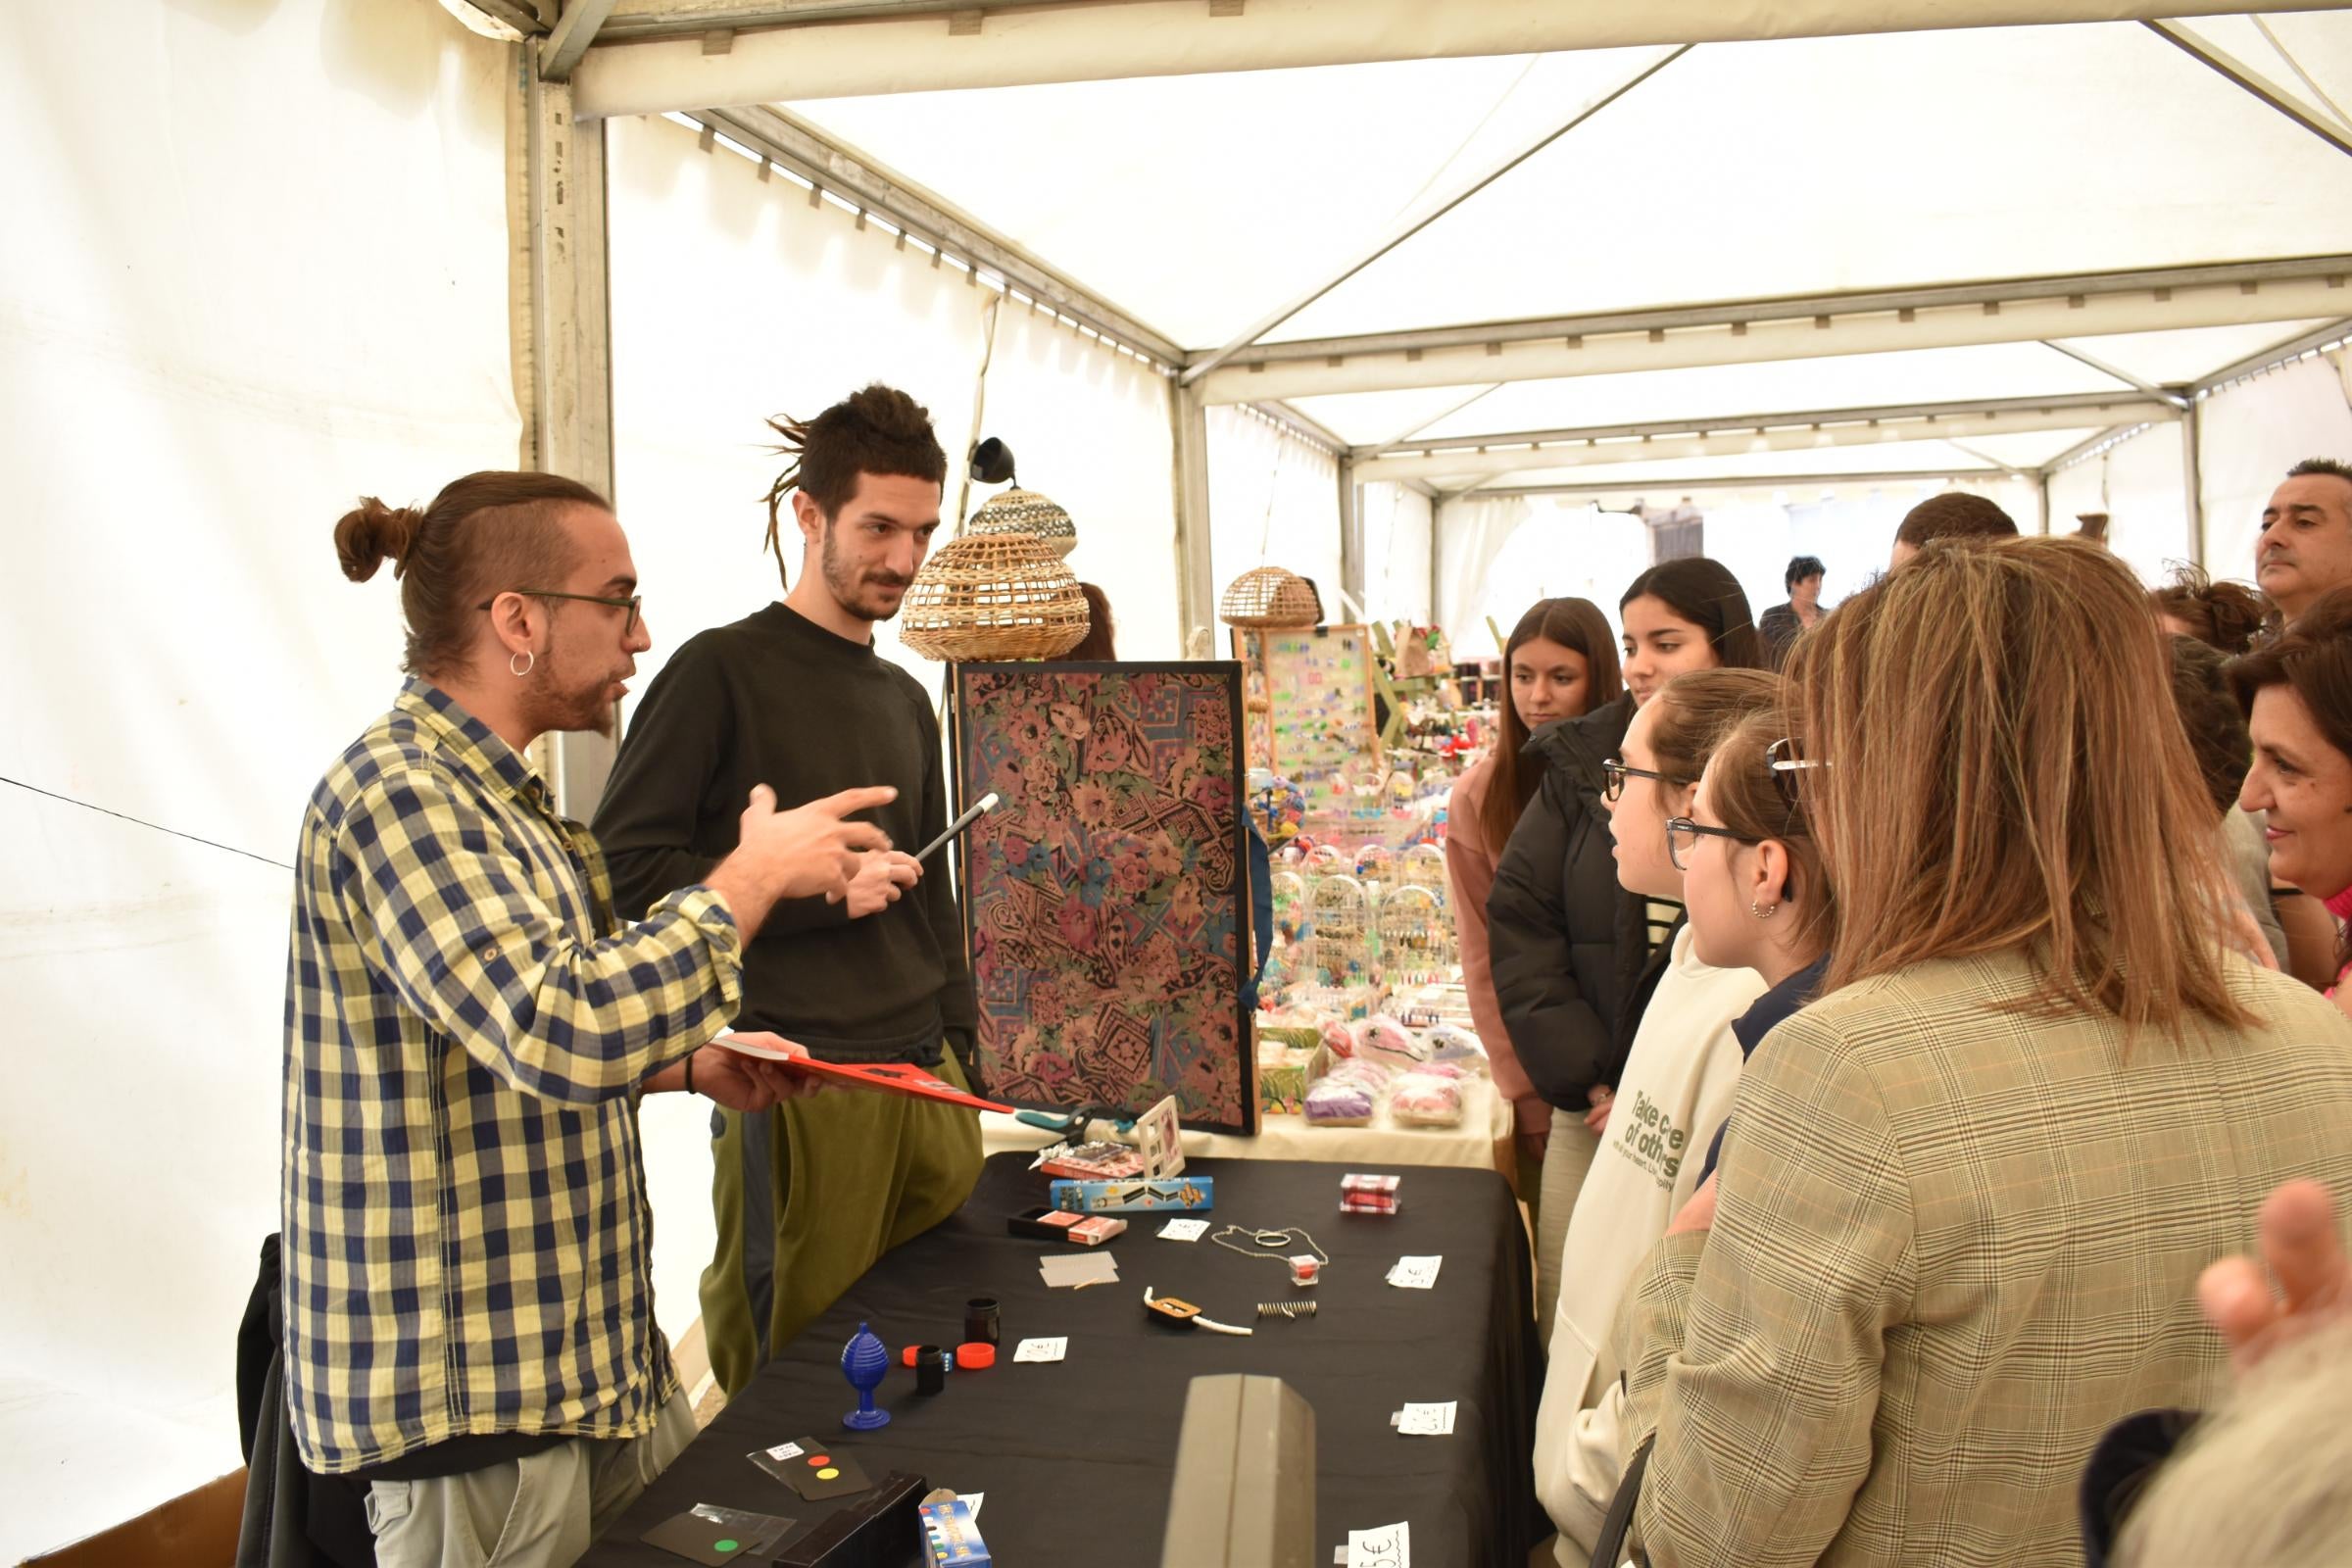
[1386,1255,1443,1290]
[1039,1252,1120,1289]
[764,1442,804,1461]
[1013,1337,1067,1363]
[1158,1218,1208,1242]
[1392,1402,1455,1436]
[1347,1521,1411,1568]
[958,1493,984,1520]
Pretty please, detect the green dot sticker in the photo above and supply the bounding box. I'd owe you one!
[714,1543,739,1555]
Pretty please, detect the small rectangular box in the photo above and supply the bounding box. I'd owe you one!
[1047,1176,1215,1214]
[1342,1172,1401,1216]
[918,1498,991,1568]
[1036,1141,1148,1181]
[1006,1206,1127,1245]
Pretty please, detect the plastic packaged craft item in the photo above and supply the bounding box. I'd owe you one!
[1424,1024,1489,1074]
[1318,1017,1356,1058]
[1035,1141,1147,1181]
[1351,1014,1432,1070]
[1302,1075,1375,1127]
[1388,1070,1465,1128]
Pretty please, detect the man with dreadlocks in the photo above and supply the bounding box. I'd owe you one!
[593,383,981,1394]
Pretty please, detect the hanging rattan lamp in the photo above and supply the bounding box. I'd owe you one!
[901,531,1092,661]
[967,485,1078,558]
[1220,565,1322,628]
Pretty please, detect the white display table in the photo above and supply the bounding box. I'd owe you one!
[979,1074,1513,1178]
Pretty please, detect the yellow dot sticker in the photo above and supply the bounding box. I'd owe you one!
[817,1466,841,1481]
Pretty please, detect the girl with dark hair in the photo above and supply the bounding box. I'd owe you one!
[1446,600,1622,1203]
[1485,557,1761,1326]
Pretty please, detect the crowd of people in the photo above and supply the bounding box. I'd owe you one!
[266,368,2352,1567]
[1445,461,2352,1565]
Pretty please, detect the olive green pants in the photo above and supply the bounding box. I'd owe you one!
[700,1051,984,1397]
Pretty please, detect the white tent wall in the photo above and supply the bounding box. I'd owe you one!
[2199,353,2352,583]
[1360,481,1436,626]
[1206,405,1342,626]
[2047,426,2194,585]
[0,1,516,1556]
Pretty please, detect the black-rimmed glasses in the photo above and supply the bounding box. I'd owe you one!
[1664,816,1752,872]
[1602,759,1687,803]
[478,589,643,637]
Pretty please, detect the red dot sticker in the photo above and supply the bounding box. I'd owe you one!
[808,1454,830,1466]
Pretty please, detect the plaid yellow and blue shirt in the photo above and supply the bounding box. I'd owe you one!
[281,678,745,1475]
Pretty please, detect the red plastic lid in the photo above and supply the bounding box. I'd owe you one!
[955,1341,997,1369]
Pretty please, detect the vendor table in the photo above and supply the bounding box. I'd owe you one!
[979,1075,1515,1179]
[583,1153,1541,1567]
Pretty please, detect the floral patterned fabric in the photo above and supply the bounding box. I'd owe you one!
[954,663,1254,1132]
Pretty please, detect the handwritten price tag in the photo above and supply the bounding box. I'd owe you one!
[1386,1255,1442,1290]
[1347,1521,1411,1568]
[1013,1337,1067,1363]
[1392,1402,1455,1436]
[1158,1218,1208,1242]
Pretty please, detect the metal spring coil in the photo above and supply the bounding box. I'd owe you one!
[1256,1300,1318,1320]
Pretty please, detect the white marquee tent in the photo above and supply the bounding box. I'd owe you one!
[6,0,2352,1554]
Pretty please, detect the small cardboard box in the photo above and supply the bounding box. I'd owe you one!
[918,1498,991,1568]
[1046,1176,1215,1214]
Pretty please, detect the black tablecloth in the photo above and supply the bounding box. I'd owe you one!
[584,1152,1542,1567]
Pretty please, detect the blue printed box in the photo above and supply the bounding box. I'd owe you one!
[1045,1176,1215,1214]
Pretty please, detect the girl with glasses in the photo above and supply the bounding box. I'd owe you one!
[1489,560,1764,1331]
[1610,538,2352,1568]
[1533,666,1775,1558]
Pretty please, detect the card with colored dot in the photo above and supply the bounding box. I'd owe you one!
[641,1505,793,1565]
[771,1435,873,1499]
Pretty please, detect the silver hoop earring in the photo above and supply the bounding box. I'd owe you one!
[510,651,536,677]
[1750,901,1779,920]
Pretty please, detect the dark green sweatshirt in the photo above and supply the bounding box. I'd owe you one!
[591,603,975,1067]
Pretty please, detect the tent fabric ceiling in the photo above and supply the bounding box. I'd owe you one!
[780,12,2352,495]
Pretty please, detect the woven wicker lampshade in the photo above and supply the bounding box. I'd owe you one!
[901,532,1091,661]
[1220,565,1321,628]
[966,485,1078,558]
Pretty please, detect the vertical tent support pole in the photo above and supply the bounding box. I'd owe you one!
[514,45,619,816]
[1338,460,1366,621]
[1171,383,1216,656]
[2180,397,2206,567]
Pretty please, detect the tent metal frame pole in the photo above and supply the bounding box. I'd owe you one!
[1338,461,1365,614]
[2181,398,2206,567]
[1202,255,2352,370]
[2192,317,2352,393]
[2036,340,2188,406]
[1360,390,2172,459]
[2041,422,2150,474]
[691,105,1187,366]
[2036,470,2054,535]
[2144,19,2352,159]
[1250,400,1346,456]
[541,0,620,79]
[1170,385,1216,656]
[515,46,622,816]
[1180,43,1690,386]
[1464,467,2012,501]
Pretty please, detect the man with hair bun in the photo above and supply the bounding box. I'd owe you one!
[289,470,894,1564]
[594,383,984,1394]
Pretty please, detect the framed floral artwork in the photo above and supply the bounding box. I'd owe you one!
[951,662,1256,1134]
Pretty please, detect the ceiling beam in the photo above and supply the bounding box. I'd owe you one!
[2144,19,2352,159]
[2037,339,2188,405]
[1250,401,1347,456]
[689,105,1186,365]
[2039,421,2158,473]
[571,0,2352,118]
[541,0,620,81]
[1362,390,2165,458]
[1182,44,1688,385]
[2192,315,2352,393]
[1458,466,2014,501]
[1355,400,2171,484]
[1198,265,2352,404]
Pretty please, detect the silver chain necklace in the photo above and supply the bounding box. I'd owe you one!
[1208,1225,1329,1266]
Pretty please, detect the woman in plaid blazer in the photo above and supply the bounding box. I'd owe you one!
[1608,537,2352,1568]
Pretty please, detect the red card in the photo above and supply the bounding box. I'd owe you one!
[714,1039,1018,1113]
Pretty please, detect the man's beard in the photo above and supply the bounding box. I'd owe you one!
[522,638,619,739]
[822,523,911,623]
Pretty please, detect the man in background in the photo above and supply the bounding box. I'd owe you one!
[1758,554,1825,669]
[1887,491,2018,569]
[2256,458,2352,627]
[594,384,982,1396]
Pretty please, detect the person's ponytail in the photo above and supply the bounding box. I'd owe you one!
[333,497,424,583]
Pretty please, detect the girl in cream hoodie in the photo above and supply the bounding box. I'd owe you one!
[1533,669,1775,1558]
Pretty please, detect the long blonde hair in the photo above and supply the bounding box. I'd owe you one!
[1787,536,2251,1033]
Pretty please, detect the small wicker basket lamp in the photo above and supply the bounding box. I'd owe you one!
[900,532,1091,661]
[1220,566,1322,628]
[967,486,1078,557]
